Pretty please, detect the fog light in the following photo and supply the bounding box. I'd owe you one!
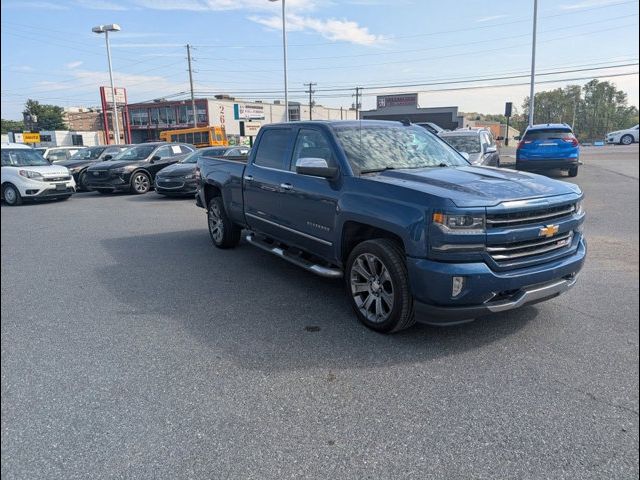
[452,276,465,297]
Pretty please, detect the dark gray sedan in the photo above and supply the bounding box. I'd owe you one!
[439,129,501,167]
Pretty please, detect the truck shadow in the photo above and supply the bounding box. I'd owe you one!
[97,229,539,371]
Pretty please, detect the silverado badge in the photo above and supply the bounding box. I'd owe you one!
[539,224,559,238]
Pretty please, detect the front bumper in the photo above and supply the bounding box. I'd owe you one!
[16,177,76,199]
[155,177,198,196]
[85,173,131,192]
[408,238,586,325]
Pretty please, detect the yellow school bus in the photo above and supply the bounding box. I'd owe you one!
[159,126,228,148]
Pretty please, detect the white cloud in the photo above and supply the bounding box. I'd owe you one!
[9,65,35,72]
[250,13,386,46]
[1,1,68,10]
[559,0,621,10]
[66,61,83,69]
[476,14,508,23]
[74,0,128,10]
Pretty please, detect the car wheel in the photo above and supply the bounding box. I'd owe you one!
[207,196,241,249]
[621,134,634,145]
[346,239,415,333]
[130,171,151,194]
[79,171,90,191]
[568,166,579,177]
[2,183,23,206]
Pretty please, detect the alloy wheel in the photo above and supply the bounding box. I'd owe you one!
[133,173,150,193]
[350,253,394,323]
[208,202,224,243]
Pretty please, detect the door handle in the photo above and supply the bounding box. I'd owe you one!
[244,175,254,182]
[280,183,293,191]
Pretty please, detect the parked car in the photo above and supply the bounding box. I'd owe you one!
[439,129,500,166]
[196,120,585,333]
[155,146,249,197]
[58,145,132,191]
[1,142,75,206]
[415,122,446,135]
[34,147,47,156]
[516,123,580,177]
[85,142,195,194]
[42,146,86,163]
[606,124,639,145]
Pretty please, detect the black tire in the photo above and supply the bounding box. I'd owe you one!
[130,171,151,194]
[78,170,89,191]
[207,196,241,249]
[2,183,23,206]
[345,239,415,333]
[621,134,634,145]
[568,166,579,177]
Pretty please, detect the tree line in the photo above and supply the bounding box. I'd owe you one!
[470,79,638,142]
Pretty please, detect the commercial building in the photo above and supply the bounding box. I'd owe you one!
[126,96,356,144]
[462,119,520,145]
[64,107,126,144]
[361,93,463,130]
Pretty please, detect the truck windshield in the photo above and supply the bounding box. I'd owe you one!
[334,125,468,173]
[1,149,50,167]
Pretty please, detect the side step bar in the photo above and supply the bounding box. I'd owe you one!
[245,234,343,279]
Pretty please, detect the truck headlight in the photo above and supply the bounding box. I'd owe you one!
[575,200,584,215]
[19,170,44,181]
[433,212,485,234]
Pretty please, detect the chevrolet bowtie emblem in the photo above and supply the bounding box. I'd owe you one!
[539,224,559,238]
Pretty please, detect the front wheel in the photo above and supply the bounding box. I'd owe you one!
[568,166,579,177]
[621,134,634,145]
[346,239,415,333]
[207,197,241,249]
[130,171,151,194]
[79,171,90,191]
[2,184,23,206]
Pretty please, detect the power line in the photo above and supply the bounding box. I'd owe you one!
[304,82,316,120]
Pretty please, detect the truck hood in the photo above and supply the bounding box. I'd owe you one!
[365,166,579,207]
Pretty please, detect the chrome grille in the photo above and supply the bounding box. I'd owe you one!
[487,231,574,262]
[486,203,576,228]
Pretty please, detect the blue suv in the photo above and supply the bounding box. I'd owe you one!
[516,123,580,177]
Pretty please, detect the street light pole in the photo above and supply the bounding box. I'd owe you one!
[528,0,538,127]
[269,0,289,122]
[93,24,121,144]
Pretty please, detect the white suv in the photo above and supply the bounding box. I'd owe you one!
[606,124,639,145]
[1,142,76,206]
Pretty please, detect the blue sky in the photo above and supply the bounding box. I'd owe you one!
[1,0,638,119]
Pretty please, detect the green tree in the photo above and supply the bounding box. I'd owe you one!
[1,119,24,134]
[23,99,67,130]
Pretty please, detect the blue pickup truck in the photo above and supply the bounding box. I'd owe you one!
[196,121,586,333]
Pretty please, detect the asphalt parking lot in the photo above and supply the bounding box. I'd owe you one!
[1,145,638,479]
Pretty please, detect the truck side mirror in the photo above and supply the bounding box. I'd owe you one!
[295,157,338,179]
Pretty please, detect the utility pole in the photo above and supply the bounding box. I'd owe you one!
[353,86,362,120]
[186,44,197,128]
[528,0,538,127]
[304,82,316,120]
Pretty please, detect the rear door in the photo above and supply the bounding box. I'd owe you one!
[243,127,295,240]
[520,127,577,159]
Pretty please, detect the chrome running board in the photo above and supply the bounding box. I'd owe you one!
[245,234,343,279]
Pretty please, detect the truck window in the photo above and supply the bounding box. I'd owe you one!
[254,129,291,170]
[290,129,334,171]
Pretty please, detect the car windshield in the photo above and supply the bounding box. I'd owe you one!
[70,147,106,160]
[113,145,155,161]
[441,135,482,153]
[179,151,202,164]
[1,149,50,167]
[334,125,468,173]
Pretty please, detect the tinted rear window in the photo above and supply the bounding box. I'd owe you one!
[524,128,573,141]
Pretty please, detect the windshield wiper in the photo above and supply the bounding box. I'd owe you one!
[360,166,397,174]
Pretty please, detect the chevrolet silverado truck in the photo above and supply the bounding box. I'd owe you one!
[196,121,586,333]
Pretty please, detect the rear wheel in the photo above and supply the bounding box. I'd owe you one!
[346,239,415,333]
[621,134,634,145]
[2,183,22,206]
[568,166,579,177]
[130,171,151,194]
[207,196,241,249]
